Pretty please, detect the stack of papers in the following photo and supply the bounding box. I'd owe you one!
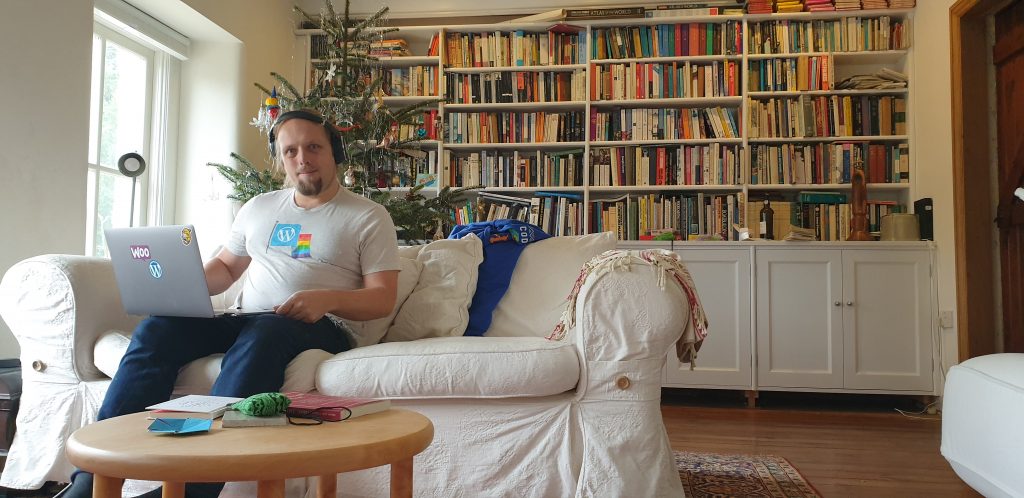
[836,68,908,90]
[783,226,817,241]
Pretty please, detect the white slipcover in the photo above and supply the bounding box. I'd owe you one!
[0,235,691,497]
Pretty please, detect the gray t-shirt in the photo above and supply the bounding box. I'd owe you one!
[226,187,400,314]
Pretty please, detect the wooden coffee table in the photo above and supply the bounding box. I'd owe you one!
[66,409,433,498]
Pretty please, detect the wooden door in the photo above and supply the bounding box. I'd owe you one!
[995,2,1024,353]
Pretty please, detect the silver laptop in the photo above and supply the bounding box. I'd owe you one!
[104,225,272,318]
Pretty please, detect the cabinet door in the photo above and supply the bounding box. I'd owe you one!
[756,249,844,389]
[842,250,933,391]
[664,248,753,389]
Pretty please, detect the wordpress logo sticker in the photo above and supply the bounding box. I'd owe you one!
[148,260,163,279]
[270,224,301,247]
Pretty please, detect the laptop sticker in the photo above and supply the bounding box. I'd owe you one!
[292,233,312,259]
[148,260,163,279]
[271,224,301,247]
[180,227,193,246]
[130,245,151,260]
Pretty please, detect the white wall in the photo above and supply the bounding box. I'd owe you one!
[0,1,94,357]
[910,1,959,372]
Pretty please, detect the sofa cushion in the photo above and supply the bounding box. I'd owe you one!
[316,336,579,399]
[344,256,423,348]
[94,330,332,393]
[384,234,483,342]
[486,232,616,338]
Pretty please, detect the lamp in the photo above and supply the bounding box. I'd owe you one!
[117,152,146,227]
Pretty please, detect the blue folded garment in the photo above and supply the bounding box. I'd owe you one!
[449,220,550,336]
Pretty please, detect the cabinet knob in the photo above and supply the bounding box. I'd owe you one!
[847,301,854,306]
[32,360,46,372]
[834,301,841,306]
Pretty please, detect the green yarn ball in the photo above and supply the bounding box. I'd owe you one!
[231,392,291,417]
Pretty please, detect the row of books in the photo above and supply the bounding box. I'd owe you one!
[444,31,586,68]
[748,55,832,92]
[592,192,743,241]
[747,94,907,139]
[590,106,740,142]
[446,111,586,144]
[591,60,740,101]
[444,149,584,188]
[591,22,743,59]
[749,141,909,185]
[747,16,910,54]
[589,143,742,187]
[368,149,439,189]
[394,110,440,141]
[445,70,586,104]
[464,191,586,236]
[748,0,913,15]
[382,66,439,97]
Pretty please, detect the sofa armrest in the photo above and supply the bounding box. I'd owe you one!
[0,255,141,384]
[560,250,693,497]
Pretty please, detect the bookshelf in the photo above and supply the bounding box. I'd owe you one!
[295,7,915,241]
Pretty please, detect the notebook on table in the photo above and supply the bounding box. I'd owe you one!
[104,225,274,318]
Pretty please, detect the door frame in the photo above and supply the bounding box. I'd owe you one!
[950,0,1012,360]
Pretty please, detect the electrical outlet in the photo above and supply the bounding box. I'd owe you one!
[939,311,954,329]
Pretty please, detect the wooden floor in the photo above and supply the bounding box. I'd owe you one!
[661,389,980,498]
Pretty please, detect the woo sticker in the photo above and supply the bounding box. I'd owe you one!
[148,260,163,279]
[129,245,151,260]
[180,227,193,246]
[270,224,301,247]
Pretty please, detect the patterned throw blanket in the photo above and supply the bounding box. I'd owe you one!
[548,249,709,367]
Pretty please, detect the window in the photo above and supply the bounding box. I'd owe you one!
[86,5,184,257]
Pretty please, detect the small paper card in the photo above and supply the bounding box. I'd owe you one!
[147,418,213,435]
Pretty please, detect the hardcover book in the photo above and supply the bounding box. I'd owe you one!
[146,395,244,420]
[221,410,288,428]
[284,391,391,422]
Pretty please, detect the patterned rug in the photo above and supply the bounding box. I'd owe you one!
[675,451,822,498]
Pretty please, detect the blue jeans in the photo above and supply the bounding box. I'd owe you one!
[90,314,350,497]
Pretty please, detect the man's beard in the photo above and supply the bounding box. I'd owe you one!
[295,176,323,196]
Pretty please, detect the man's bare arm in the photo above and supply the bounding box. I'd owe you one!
[274,270,399,324]
[204,248,252,296]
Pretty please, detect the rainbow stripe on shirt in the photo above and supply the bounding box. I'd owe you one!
[292,233,312,258]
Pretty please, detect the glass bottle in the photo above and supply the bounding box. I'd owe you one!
[759,197,775,240]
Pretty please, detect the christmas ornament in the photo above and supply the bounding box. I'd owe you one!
[343,165,356,187]
[266,87,281,122]
[323,63,338,85]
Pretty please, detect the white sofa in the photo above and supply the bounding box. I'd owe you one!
[941,353,1024,498]
[0,232,699,497]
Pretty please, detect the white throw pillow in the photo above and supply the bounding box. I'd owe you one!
[344,256,424,348]
[486,232,616,338]
[384,233,483,342]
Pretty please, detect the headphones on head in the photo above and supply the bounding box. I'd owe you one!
[268,109,347,165]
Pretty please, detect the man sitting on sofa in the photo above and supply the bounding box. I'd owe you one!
[59,109,401,498]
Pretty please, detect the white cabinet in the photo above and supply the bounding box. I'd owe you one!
[664,246,753,389]
[755,246,934,393]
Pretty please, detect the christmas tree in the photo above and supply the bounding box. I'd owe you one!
[209,0,477,240]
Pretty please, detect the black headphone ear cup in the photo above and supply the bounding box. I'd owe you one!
[326,125,346,165]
